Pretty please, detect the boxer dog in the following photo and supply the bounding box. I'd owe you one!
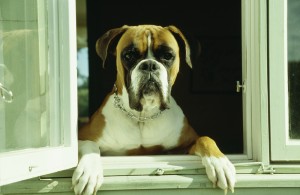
[72,25,236,195]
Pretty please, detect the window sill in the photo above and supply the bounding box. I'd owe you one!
[1,156,300,194]
[1,173,300,194]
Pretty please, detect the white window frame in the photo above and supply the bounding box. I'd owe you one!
[242,0,270,164]
[269,0,300,161]
[0,0,77,186]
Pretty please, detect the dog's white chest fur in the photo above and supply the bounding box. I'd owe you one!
[97,91,184,155]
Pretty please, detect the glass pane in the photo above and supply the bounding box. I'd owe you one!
[288,0,300,139]
[77,0,89,128]
[77,47,89,126]
[0,0,61,152]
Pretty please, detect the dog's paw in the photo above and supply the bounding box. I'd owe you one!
[202,156,236,194]
[72,153,103,195]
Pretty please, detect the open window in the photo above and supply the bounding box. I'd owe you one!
[0,0,77,186]
[80,0,300,170]
[1,0,300,194]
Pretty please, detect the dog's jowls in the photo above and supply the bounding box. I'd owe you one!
[72,25,236,195]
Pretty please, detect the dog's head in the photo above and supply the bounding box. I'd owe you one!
[96,25,192,112]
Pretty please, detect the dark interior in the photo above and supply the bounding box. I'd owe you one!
[86,0,243,154]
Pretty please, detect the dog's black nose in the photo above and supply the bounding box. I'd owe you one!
[139,61,159,72]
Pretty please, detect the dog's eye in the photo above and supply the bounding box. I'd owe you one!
[122,50,139,63]
[124,53,134,61]
[158,52,174,61]
[155,46,175,62]
[161,52,174,60]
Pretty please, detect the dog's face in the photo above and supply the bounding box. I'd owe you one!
[96,25,192,112]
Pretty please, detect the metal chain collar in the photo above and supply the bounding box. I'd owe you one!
[113,84,164,122]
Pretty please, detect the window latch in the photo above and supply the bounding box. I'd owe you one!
[155,168,165,176]
[236,80,246,93]
[258,164,276,174]
[0,82,13,103]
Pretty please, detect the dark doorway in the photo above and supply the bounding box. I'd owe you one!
[86,0,243,154]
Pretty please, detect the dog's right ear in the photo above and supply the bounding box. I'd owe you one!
[96,25,129,67]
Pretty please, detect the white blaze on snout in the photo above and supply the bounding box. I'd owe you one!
[130,31,169,110]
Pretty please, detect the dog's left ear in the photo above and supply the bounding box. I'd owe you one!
[165,25,192,68]
[96,25,129,67]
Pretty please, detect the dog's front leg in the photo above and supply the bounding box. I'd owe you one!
[189,136,236,194]
[72,140,103,195]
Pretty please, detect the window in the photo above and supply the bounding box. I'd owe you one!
[1,0,300,194]
[0,0,77,186]
[270,0,300,161]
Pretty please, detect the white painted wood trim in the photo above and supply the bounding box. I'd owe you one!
[2,173,300,194]
[0,0,78,186]
[269,0,300,161]
[242,0,269,163]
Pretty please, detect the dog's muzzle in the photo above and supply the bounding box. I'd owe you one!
[129,59,170,111]
[138,60,161,95]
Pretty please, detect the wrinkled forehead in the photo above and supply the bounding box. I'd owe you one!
[116,26,179,53]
